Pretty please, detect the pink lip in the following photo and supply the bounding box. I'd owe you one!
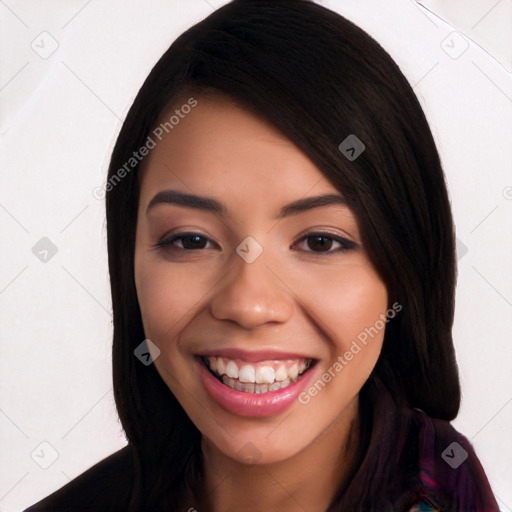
[197,357,316,418]
[198,348,313,363]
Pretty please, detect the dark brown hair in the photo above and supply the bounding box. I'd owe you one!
[105,1,460,509]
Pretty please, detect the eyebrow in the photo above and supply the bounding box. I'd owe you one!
[146,190,347,219]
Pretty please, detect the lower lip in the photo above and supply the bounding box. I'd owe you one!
[198,358,316,418]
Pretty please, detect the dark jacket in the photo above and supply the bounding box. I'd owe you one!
[25,445,134,511]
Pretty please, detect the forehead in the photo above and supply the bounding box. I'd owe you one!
[137,93,338,201]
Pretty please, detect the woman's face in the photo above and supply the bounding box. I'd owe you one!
[134,94,388,465]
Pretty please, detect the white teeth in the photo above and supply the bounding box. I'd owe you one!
[288,363,299,381]
[239,365,256,383]
[226,360,239,379]
[274,365,287,382]
[255,366,275,384]
[205,356,314,392]
[208,356,218,373]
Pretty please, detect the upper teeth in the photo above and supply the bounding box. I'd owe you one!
[205,356,311,384]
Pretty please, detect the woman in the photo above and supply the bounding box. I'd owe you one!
[25,0,499,510]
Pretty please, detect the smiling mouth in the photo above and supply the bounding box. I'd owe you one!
[200,356,315,394]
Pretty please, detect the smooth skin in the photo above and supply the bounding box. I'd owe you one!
[134,93,388,512]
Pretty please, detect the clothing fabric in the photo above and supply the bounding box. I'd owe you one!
[338,381,500,512]
[409,501,439,512]
[402,408,499,511]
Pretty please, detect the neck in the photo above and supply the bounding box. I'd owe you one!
[197,397,361,512]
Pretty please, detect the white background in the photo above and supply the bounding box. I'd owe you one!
[1,1,511,510]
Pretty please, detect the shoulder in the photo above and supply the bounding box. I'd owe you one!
[410,409,499,512]
[24,445,135,512]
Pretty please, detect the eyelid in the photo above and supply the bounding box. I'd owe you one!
[296,227,356,243]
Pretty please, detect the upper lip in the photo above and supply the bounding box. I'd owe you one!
[197,348,315,362]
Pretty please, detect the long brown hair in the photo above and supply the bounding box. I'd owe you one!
[105,1,460,509]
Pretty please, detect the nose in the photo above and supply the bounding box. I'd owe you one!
[209,250,294,329]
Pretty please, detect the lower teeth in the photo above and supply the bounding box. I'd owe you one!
[221,375,293,394]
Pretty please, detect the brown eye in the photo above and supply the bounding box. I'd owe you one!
[307,236,333,252]
[180,235,208,250]
[293,232,357,254]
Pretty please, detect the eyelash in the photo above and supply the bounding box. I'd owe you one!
[154,231,357,255]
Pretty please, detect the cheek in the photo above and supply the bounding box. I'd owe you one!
[134,252,205,339]
[328,270,388,345]
[293,265,387,417]
[289,261,388,347]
